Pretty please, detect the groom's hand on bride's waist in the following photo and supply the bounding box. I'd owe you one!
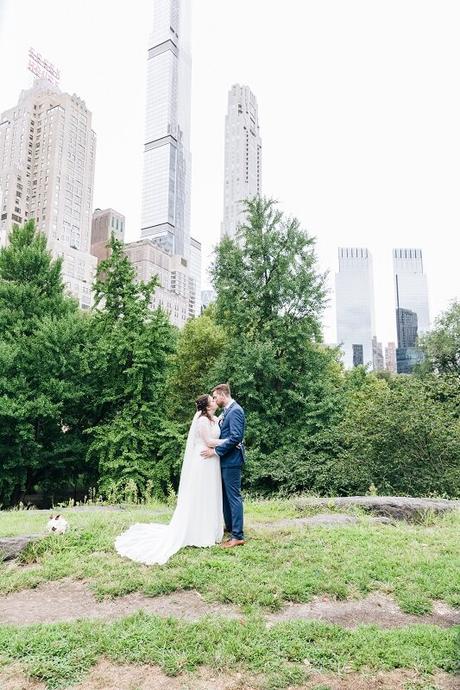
[200,447,215,459]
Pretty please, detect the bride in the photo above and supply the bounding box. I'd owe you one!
[115,394,226,565]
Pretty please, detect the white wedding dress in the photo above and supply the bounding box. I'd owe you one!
[115,413,224,565]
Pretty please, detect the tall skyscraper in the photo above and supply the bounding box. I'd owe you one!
[141,0,192,258]
[133,0,198,326]
[0,50,97,309]
[221,84,262,240]
[189,236,201,317]
[393,248,430,373]
[91,208,125,264]
[335,248,376,369]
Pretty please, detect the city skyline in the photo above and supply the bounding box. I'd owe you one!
[1,0,460,344]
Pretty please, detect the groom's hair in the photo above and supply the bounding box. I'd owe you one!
[212,383,231,397]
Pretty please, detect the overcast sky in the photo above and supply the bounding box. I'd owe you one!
[1,0,459,345]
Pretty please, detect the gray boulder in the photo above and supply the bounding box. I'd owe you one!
[0,535,41,561]
[294,496,460,521]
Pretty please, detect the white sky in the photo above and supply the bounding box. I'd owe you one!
[1,0,459,345]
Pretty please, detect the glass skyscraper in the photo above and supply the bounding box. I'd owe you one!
[335,247,376,369]
[141,0,192,258]
[393,249,430,373]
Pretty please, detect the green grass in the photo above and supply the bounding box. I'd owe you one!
[0,499,459,689]
[0,500,459,615]
[0,614,458,689]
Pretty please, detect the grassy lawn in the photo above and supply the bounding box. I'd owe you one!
[0,614,458,689]
[0,498,459,689]
[0,500,459,614]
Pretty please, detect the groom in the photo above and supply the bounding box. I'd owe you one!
[201,383,246,548]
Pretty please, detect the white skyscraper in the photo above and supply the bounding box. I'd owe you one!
[393,248,430,373]
[0,51,97,309]
[221,84,262,240]
[141,0,192,258]
[393,249,430,334]
[335,248,376,369]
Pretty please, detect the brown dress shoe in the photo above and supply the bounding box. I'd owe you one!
[221,538,245,548]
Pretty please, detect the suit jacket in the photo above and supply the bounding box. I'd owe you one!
[215,401,246,468]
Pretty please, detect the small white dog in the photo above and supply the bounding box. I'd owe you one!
[46,514,69,534]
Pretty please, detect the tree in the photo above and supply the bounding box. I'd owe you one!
[0,221,75,337]
[86,236,176,499]
[0,221,86,505]
[168,311,226,423]
[210,197,343,491]
[335,373,460,497]
[419,301,460,377]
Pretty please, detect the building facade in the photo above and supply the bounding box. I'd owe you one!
[335,247,376,369]
[372,336,384,371]
[385,341,397,373]
[189,236,201,317]
[124,238,190,327]
[0,75,97,309]
[140,0,192,258]
[201,288,216,312]
[393,248,430,373]
[91,207,125,264]
[221,84,262,240]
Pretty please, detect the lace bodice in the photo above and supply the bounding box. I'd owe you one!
[196,416,220,445]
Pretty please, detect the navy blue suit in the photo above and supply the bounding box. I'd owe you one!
[215,401,245,540]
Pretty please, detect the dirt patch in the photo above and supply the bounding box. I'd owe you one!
[292,669,459,690]
[0,664,46,690]
[267,592,460,629]
[0,662,457,690]
[0,579,459,629]
[0,579,241,625]
[69,661,256,689]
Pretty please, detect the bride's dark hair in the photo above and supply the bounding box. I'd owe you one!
[195,394,212,421]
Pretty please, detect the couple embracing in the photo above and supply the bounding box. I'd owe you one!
[115,384,246,565]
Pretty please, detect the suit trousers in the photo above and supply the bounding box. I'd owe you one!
[221,465,244,540]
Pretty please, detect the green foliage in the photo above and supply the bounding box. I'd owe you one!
[334,373,460,497]
[168,312,226,422]
[268,368,460,498]
[0,220,75,337]
[0,227,177,505]
[211,197,344,490]
[0,222,87,505]
[86,236,176,499]
[419,301,460,377]
[2,211,460,505]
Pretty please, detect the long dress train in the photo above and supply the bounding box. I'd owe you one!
[115,413,223,565]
